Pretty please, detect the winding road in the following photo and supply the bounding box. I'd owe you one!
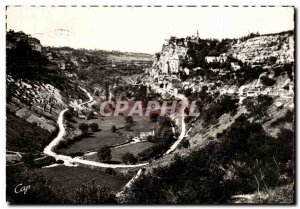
[42,81,193,199]
[43,87,149,168]
[43,83,190,169]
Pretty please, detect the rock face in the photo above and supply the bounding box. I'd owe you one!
[154,43,188,74]
[7,30,42,52]
[228,31,294,65]
[152,31,294,77]
[6,31,74,152]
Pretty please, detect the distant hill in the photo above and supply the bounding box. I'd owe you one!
[6,30,152,152]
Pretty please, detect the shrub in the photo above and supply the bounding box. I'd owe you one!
[268,56,277,65]
[260,76,276,86]
[146,135,155,142]
[89,123,99,132]
[124,116,134,124]
[216,132,222,138]
[64,108,75,122]
[124,123,133,131]
[122,152,138,165]
[178,139,190,149]
[184,88,192,97]
[78,123,89,135]
[74,180,116,204]
[138,142,170,161]
[202,95,238,127]
[56,160,64,164]
[185,116,195,123]
[239,65,264,84]
[111,125,117,133]
[70,152,84,158]
[94,90,100,96]
[56,140,68,149]
[149,112,159,122]
[34,156,56,168]
[245,95,273,119]
[158,116,173,127]
[87,111,95,120]
[105,168,116,175]
[138,144,162,161]
[97,145,111,162]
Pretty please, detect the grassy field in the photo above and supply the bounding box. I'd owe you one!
[58,114,157,154]
[41,165,131,198]
[111,142,154,162]
[82,141,154,163]
[119,116,157,138]
[58,115,130,154]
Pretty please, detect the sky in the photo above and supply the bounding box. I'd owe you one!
[6,6,294,54]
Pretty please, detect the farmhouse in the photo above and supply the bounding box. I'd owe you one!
[140,130,155,140]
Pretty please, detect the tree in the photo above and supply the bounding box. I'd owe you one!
[97,145,111,162]
[245,95,273,119]
[89,123,99,132]
[78,123,89,136]
[122,152,138,164]
[104,81,110,101]
[105,168,116,175]
[111,125,117,133]
[268,56,277,65]
[178,139,190,149]
[161,127,175,146]
[49,101,55,114]
[169,36,176,44]
[154,53,160,60]
[124,116,134,124]
[94,89,100,97]
[158,116,173,127]
[87,110,95,120]
[184,88,192,97]
[149,112,159,122]
[260,76,276,86]
[124,123,133,131]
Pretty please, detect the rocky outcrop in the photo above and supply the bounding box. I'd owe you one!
[228,31,294,65]
[7,30,42,52]
[154,43,188,74]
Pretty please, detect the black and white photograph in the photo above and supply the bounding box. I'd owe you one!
[5,5,295,204]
